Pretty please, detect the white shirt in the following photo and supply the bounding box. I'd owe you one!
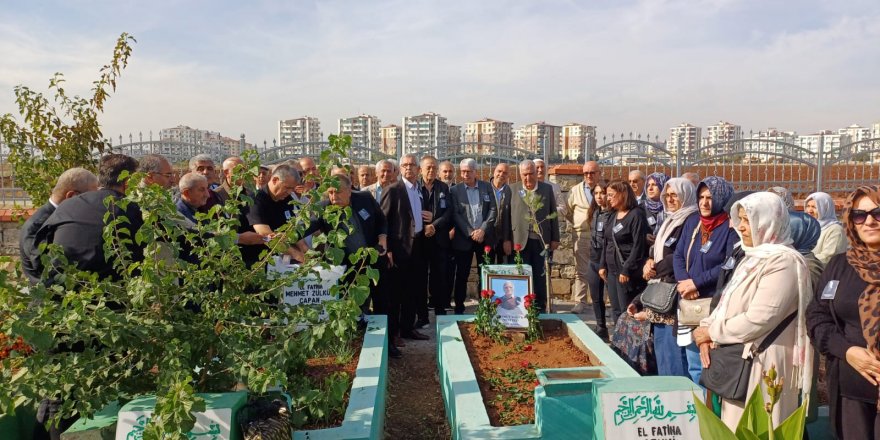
[403,178,424,234]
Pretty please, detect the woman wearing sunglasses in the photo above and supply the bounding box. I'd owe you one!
[808,185,880,439]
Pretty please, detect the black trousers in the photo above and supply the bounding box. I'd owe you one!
[838,397,880,440]
[33,399,77,440]
[388,237,427,336]
[586,260,607,328]
[490,240,508,264]
[453,243,487,314]
[424,239,450,316]
[522,238,548,312]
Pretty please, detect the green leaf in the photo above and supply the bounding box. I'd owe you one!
[693,392,738,440]
[773,399,808,440]
[736,384,770,440]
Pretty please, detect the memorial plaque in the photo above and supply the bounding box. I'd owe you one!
[593,377,701,440]
[268,260,345,320]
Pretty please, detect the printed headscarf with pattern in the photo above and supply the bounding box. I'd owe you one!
[644,172,670,214]
[697,176,735,244]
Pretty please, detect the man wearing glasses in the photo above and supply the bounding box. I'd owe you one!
[629,169,647,206]
[565,161,601,314]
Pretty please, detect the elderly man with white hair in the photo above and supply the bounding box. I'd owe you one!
[176,172,211,226]
[363,159,396,201]
[534,158,567,219]
[188,154,223,213]
[449,158,497,314]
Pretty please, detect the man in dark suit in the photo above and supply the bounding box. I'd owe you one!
[20,168,99,285]
[449,158,497,314]
[380,153,430,347]
[506,159,560,312]
[490,163,512,264]
[35,154,144,282]
[418,155,452,319]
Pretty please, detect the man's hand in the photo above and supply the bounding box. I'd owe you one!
[598,268,607,282]
[421,210,433,223]
[287,247,305,264]
[471,229,485,243]
[237,231,267,245]
[386,251,395,268]
[550,241,560,251]
[503,240,512,256]
[449,229,455,240]
[425,224,435,237]
[618,274,629,284]
[693,326,712,345]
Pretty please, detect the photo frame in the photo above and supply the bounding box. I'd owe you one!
[487,273,532,329]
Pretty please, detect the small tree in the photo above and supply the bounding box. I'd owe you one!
[0,33,135,206]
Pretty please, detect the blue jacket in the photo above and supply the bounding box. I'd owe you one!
[672,213,740,298]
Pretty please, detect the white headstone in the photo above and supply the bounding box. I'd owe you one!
[600,390,700,440]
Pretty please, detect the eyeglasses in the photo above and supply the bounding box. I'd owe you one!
[851,208,880,225]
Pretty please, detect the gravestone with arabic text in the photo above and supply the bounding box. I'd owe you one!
[592,377,701,440]
[115,392,246,440]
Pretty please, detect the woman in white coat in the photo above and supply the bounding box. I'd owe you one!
[804,191,848,264]
[693,192,814,429]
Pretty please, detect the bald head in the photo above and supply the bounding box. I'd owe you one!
[51,168,99,204]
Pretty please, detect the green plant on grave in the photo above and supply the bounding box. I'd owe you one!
[693,365,808,440]
[522,292,542,342]
[0,33,135,207]
[0,125,379,440]
[518,186,557,314]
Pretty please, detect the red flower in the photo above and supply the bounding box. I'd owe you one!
[534,379,541,388]
[494,298,502,306]
[481,289,491,299]
[523,297,531,308]
[514,243,522,252]
[484,245,492,253]
[520,360,530,368]
[523,345,533,352]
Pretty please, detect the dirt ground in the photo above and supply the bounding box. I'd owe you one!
[384,317,451,439]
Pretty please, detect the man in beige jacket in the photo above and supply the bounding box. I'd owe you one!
[565,161,601,313]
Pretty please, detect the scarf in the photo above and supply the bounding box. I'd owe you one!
[653,178,697,263]
[697,176,734,245]
[842,186,880,407]
[644,172,669,214]
[806,192,841,230]
[768,186,795,211]
[788,211,821,254]
[717,192,813,402]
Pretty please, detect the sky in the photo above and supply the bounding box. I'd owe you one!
[1,0,878,145]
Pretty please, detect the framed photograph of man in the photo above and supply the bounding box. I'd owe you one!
[488,274,531,328]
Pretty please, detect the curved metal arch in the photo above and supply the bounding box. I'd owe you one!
[595,151,672,167]
[258,141,395,163]
[823,137,880,164]
[441,152,536,165]
[594,139,674,157]
[685,150,817,167]
[105,140,230,162]
[688,139,817,160]
[410,142,539,159]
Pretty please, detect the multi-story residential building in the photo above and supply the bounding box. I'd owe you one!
[837,124,874,142]
[464,118,514,156]
[872,122,880,139]
[447,124,462,146]
[799,130,847,155]
[278,117,322,145]
[667,123,702,158]
[160,125,222,145]
[514,122,562,160]
[702,121,743,156]
[338,114,381,151]
[559,123,597,162]
[380,125,402,157]
[746,128,799,158]
[402,112,448,156]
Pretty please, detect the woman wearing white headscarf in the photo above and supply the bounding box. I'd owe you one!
[693,192,814,429]
[628,178,699,377]
[805,191,848,265]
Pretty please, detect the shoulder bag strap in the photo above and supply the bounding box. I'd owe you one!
[685,224,701,272]
[753,312,797,355]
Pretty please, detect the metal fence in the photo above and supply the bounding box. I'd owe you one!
[2,134,879,206]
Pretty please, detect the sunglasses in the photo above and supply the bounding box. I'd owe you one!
[851,208,880,225]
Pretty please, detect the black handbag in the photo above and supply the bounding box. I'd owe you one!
[639,280,679,314]
[700,313,796,402]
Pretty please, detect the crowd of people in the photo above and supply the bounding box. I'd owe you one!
[16,150,880,438]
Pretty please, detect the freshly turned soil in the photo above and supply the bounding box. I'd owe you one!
[297,334,363,430]
[458,320,598,426]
